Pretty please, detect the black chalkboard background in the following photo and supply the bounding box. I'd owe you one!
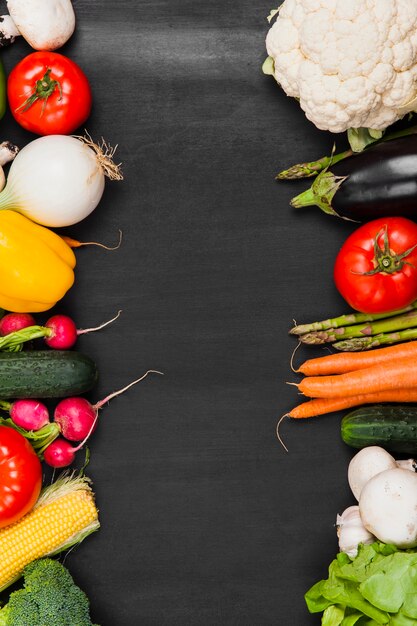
[0,1,364,624]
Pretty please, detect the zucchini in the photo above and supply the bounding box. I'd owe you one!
[341,405,417,454]
[0,350,98,398]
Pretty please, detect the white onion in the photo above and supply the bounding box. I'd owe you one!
[0,135,122,228]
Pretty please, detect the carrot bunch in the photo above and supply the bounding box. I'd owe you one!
[288,340,417,420]
[278,340,417,451]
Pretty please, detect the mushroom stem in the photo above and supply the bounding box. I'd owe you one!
[396,459,417,472]
[0,14,20,48]
[0,142,19,192]
[0,142,19,167]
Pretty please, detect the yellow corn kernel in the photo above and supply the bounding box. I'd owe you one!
[0,474,99,592]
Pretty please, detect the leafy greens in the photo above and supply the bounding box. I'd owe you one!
[305,542,417,625]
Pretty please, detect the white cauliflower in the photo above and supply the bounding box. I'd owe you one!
[265,0,417,135]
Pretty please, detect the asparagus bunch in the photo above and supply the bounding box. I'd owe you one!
[290,303,417,351]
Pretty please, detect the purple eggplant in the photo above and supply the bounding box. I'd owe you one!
[291,136,417,220]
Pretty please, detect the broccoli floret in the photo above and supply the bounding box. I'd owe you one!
[0,558,97,626]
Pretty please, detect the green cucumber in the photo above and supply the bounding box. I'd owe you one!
[341,405,417,454]
[0,350,98,398]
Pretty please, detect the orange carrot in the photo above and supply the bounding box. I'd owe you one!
[276,388,417,451]
[61,230,122,250]
[297,341,417,376]
[288,388,417,419]
[297,355,417,398]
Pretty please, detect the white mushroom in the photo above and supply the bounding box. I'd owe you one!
[0,142,19,192]
[0,0,75,50]
[359,468,417,548]
[396,458,417,472]
[348,446,397,501]
[336,505,375,558]
[0,14,19,47]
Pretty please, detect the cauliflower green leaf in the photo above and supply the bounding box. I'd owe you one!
[347,128,384,153]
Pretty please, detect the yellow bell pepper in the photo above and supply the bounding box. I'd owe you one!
[0,210,76,312]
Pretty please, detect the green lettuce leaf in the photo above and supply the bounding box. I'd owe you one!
[323,605,345,625]
[305,542,417,625]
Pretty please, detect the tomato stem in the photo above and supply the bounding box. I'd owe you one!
[358,226,417,276]
[16,68,62,116]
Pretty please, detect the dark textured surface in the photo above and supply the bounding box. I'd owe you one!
[0,1,361,624]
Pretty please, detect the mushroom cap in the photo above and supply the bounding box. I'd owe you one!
[348,446,397,501]
[7,0,75,50]
[359,468,417,548]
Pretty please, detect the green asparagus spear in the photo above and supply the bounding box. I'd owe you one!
[290,301,417,336]
[298,310,417,345]
[277,123,417,180]
[276,149,353,180]
[334,328,417,351]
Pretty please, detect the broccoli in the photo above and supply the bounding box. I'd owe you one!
[0,558,98,626]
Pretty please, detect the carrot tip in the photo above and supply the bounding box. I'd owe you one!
[276,414,289,453]
[290,341,302,374]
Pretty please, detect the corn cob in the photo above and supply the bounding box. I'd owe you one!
[0,473,99,593]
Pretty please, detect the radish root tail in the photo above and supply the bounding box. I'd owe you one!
[74,370,165,450]
[276,414,289,453]
[95,370,164,409]
[77,310,122,336]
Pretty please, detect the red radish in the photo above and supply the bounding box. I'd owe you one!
[0,399,50,431]
[54,369,164,442]
[0,310,122,352]
[11,400,50,431]
[43,438,76,468]
[54,396,97,441]
[45,310,122,349]
[45,370,164,467]
[43,315,78,349]
[0,313,35,336]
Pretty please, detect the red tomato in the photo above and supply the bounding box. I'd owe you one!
[7,52,92,136]
[0,426,42,528]
[334,217,417,314]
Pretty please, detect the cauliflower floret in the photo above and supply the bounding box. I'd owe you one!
[265,0,417,133]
